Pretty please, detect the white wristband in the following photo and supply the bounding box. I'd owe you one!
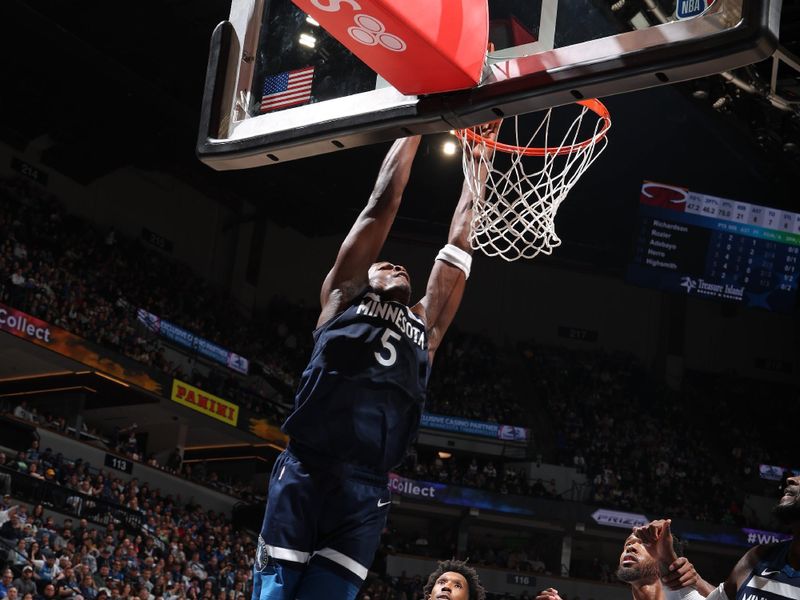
[436,244,472,279]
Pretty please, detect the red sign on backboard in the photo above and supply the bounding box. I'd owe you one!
[292,0,488,95]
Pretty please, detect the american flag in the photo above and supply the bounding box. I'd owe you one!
[259,66,315,113]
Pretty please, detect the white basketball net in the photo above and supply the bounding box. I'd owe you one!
[458,102,611,262]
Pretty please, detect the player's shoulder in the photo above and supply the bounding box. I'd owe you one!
[742,542,775,564]
[734,542,781,577]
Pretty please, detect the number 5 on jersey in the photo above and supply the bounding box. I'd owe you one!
[375,328,401,366]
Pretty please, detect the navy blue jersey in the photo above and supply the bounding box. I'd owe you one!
[736,541,800,600]
[282,290,429,472]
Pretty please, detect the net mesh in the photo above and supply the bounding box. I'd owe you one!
[458,101,610,262]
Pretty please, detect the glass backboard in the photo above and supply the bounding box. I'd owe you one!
[197,0,781,170]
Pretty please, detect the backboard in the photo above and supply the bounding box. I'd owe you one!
[197,0,781,171]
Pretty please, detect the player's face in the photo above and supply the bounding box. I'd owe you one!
[616,534,659,584]
[369,261,412,305]
[429,571,469,600]
[774,475,800,525]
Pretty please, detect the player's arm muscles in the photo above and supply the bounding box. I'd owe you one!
[414,120,500,362]
[317,135,421,327]
[414,177,472,363]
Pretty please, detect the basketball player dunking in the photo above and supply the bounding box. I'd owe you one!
[251,123,501,600]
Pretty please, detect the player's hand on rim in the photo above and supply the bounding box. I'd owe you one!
[470,119,503,160]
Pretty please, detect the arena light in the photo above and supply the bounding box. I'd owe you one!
[299,33,317,48]
[442,141,457,156]
[306,15,320,26]
[437,451,452,459]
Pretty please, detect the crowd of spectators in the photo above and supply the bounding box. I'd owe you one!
[517,341,795,528]
[0,473,255,600]
[397,453,561,500]
[0,176,526,433]
[1,406,260,506]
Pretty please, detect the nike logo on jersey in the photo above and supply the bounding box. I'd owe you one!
[377,499,392,507]
[761,569,781,576]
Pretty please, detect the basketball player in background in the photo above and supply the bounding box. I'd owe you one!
[536,520,707,600]
[251,122,501,600]
[423,559,486,600]
[636,474,800,600]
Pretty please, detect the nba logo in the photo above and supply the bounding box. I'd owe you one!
[676,0,714,19]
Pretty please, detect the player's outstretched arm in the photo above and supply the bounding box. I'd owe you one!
[414,121,500,362]
[318,135,422,326]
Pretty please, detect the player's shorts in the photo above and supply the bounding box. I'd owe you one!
[252,445,391,600]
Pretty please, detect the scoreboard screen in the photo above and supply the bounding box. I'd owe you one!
[626,182,800,313]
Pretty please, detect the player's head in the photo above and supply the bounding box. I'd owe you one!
[369,261,412,305]
[773,475,800,527]
[423,559,486,600]
[615,531,683,585]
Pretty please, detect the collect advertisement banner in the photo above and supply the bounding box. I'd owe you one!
[0,303,167,394]
[420,413,530,442]
[171,379,239,427]
[387,473,536,516]
[137,309,249,375]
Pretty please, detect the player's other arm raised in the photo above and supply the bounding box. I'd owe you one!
[318,135,421,327]
[413,121,500,362]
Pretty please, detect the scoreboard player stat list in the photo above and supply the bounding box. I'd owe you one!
[627,182,800,313]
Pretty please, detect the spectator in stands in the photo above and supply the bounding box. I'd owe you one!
[0,455,11,495]
[8,538,29,569]
[0,571,13,599]
[35,583,56,600]
[3,586,19,600]
[13,402,34,423]
[0,504,18,528]
[36,550,61,584]
[55,566,80,599]
[12,567,36,597]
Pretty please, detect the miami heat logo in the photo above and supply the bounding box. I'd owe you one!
[640,182,689,212]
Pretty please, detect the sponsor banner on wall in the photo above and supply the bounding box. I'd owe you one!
[591,509,649,529]
[759,464,799,480]
[0,303,167,394]
[420,413,530,442]
[679,526,793,548]
[137,309,249,375]
[387,473,536,516]
[171,379,239,427]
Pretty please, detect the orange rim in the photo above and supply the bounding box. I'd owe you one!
[455,99,611,157]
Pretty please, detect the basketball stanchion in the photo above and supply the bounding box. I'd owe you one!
[454,99,611,262]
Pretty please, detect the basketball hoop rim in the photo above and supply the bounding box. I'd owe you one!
[455,98,611,157]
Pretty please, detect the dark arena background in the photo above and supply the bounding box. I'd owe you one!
[0,0,799,599]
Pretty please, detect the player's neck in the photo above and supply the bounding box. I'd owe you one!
[630,580,664,600]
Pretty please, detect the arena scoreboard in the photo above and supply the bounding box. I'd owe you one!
[626,182,800,313]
